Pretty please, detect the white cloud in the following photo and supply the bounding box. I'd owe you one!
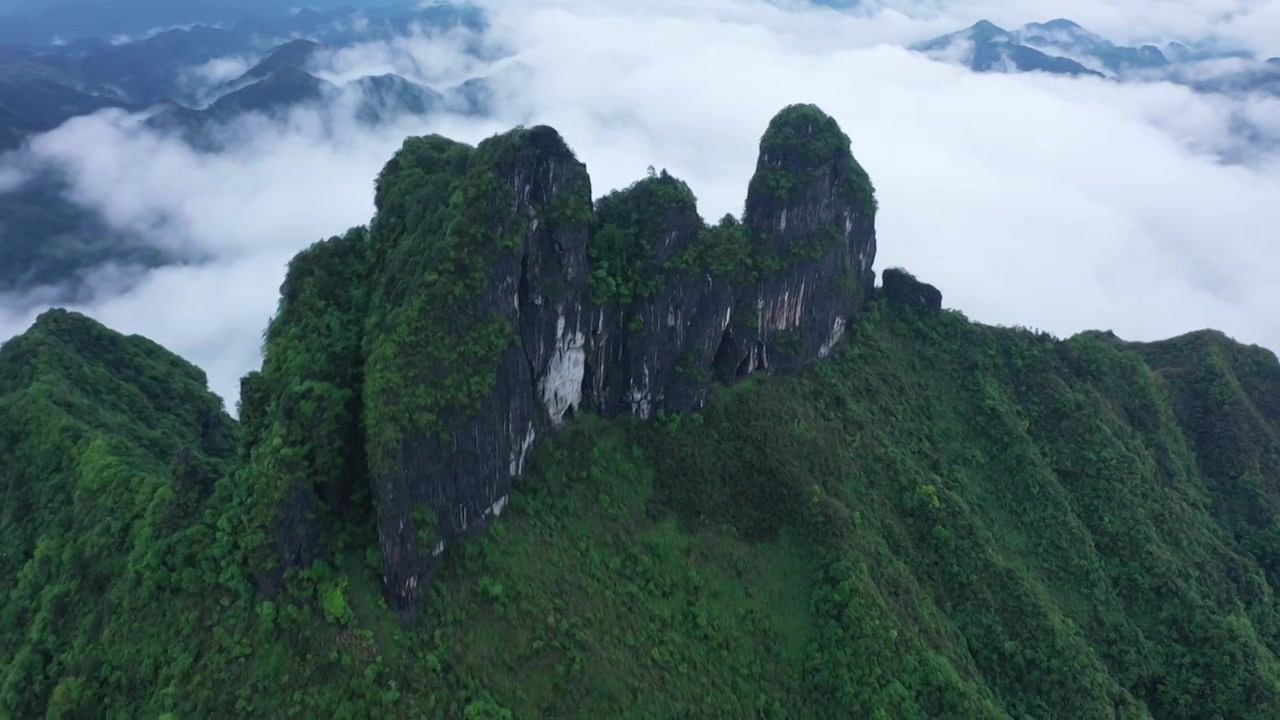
[0,255,290,407]
[0,104,508,412]
[473,0,1280,350]
[310,23,488,86]
[2,0,1279,415]
[180,55,259,99]
[1210,1,1280,57]
[21,107,507,256]
[0,165,26,193]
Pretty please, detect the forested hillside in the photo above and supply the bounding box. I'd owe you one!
[3,105,1280,718]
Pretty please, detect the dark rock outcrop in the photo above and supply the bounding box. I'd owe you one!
[728,104,878,375]
[882,267,942,312]
[582,171,730,418]
[361,126,596,608]
[249,103,881,612]
[585,105,877,419]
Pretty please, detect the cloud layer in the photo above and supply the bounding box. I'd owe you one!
[2,0,1278,413]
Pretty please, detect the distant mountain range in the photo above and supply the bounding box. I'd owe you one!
[0,62,135,149]
[0,4,493,155]
[139,36,497,150]
[912,18,1278,97]
[0,0,481,45]
[0,2,495,296]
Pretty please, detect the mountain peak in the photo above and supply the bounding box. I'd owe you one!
[915,17,1169,76]
[1034,18,1084,32]
[20,307,102,344]
[212,65,331,113]
[1017,18,1109,49]
[754,104,852,171]
[747,103,876,222]
[230,38,325,87]
[1012,18,1168,72]
[968,19,1010,38]
[271,37,321,59]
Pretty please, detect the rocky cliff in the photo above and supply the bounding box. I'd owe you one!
[241,103,880,610]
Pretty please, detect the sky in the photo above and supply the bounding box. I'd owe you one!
[1,0,1279,412]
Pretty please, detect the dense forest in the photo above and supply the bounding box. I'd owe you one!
[3,104,1280,718]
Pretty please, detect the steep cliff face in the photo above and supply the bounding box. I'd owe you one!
[584,104,879,419]
[358,127,595,608]
[246,103,880,610]
[726,104,878,376]
[582,170,727,418]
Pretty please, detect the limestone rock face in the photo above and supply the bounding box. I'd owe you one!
[584,104,879,420]
[251,103,882,611]
[726,104,879,376]
[581,170,727,419]
[363,127,595,609]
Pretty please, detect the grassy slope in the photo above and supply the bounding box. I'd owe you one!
[5,295,1280,718]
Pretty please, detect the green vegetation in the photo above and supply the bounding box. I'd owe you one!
[607,117,877,297]
[237,226,372,573]
[666,213,759,281]
[5,109,1280,718]
[0,309,239,717]
[362,133,508,464]
[588,168,699,304]
[412,504,439,556]
[362,128,587,471]
[7,291,1280,717]
[747,103,878,220]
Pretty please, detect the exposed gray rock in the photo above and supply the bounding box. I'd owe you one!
[256,104,882,612]
[365,126,596,610]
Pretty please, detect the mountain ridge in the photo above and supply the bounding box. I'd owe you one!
[914,16,1277,95]
[4,103,1280,718]
[217,37,324,95]
[142,65,464,150]
[913,20,1107,78]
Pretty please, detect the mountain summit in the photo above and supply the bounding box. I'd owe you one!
[240,103,880,609]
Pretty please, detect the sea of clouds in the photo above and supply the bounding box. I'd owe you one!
[1,0,1278,412]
